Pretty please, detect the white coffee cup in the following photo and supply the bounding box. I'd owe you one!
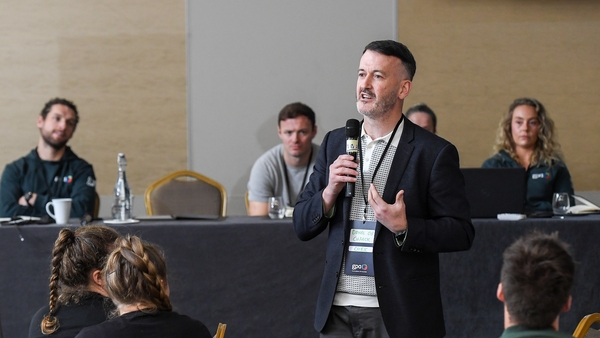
[46,198,72,224]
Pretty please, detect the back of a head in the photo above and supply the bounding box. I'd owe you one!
[42,225,120,334]
[105,235,172,313]
[363,40,416,81]
[501,231,574,329]
[278,102,316,127]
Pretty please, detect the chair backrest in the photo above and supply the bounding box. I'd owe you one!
[93,191,100,218]
[573,313,600,338]
[586,329,600,338]
[144,170,227,217]
[215,323,227,338]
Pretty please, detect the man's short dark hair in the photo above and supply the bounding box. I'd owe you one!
[278,102,316,127]
[501,231,574,329]
[363,40,416,81]
[41,98,79,125]
[406,103,437,130]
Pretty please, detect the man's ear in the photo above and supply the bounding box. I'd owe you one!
[397,79,412,100]
[496,283,505,302]
[562,295,572,313]
[37,115,44,128]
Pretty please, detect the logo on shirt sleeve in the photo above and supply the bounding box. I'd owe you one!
[86,177,96,187]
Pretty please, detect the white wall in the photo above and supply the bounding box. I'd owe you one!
[187,1,397,215]
[575,191,600,208]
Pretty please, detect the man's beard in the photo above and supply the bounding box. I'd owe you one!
[356,88,399,119]
[41,133,68,150]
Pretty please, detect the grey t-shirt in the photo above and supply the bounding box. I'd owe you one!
[247,143,319,207]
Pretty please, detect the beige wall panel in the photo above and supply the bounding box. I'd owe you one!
[58,34,187,196]
[0,1,186,198]
[398,0,600,190]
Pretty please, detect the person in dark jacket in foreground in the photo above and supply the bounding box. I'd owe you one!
[294,40,474,338]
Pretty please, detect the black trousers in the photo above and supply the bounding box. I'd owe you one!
[320,306,390,338]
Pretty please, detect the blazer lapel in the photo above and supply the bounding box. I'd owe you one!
[375,120,416,238]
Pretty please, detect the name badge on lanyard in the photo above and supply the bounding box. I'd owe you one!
[344,220,376,276]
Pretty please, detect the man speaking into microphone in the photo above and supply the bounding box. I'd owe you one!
[293,40,474,338]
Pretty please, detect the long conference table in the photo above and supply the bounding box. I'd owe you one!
[1,215,599,338]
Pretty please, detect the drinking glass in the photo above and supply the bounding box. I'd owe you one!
[552,193,570,215]
[268,196,285,219]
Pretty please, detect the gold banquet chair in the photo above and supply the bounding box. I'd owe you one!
[215,323,227,338]
[144,170,227,217]
[574,313,600,338]
[93,191,100,219]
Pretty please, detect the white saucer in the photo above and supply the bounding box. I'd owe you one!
[104,219,140,224]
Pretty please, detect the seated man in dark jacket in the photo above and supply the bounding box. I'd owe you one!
[0,98,96,219]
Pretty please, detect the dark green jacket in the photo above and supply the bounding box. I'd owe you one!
[482,150,574,212]
[499,325,573,338]
[0,147,96,218]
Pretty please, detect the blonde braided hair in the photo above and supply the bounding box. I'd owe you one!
[105,235,172,313]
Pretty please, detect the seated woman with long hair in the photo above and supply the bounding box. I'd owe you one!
[29,225,120,337]
[482,97,574,212]
[75,235,211,338]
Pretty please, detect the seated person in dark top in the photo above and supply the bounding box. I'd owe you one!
[497,231,575,338]
[75,235,211,338]
[0,97,97,219]
[29,225,120,338]
[482,98,574,212]
[405,102,437,134]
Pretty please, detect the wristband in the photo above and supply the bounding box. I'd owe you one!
[24,192,33,207]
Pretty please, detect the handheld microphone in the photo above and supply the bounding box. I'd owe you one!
[345,119,360,197]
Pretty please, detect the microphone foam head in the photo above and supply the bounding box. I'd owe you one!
[346,119,360,138]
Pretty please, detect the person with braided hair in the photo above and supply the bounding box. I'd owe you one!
[75,235,211,338]
[29,225,120,337]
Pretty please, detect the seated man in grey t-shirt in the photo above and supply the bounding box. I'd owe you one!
[247,102,319,216]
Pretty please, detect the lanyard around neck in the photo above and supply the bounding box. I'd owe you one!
[282,146,313,207]
[357,116,403,221]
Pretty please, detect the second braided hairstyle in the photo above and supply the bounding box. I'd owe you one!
[104,235,172,313]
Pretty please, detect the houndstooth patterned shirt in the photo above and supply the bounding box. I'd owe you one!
[336,122,402,297]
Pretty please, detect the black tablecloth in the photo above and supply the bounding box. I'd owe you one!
[440,215,600,337]
[1,215,598,338]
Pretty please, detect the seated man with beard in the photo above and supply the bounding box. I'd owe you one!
[0,98,97,218]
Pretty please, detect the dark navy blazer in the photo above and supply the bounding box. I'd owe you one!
[293,117,475,338]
